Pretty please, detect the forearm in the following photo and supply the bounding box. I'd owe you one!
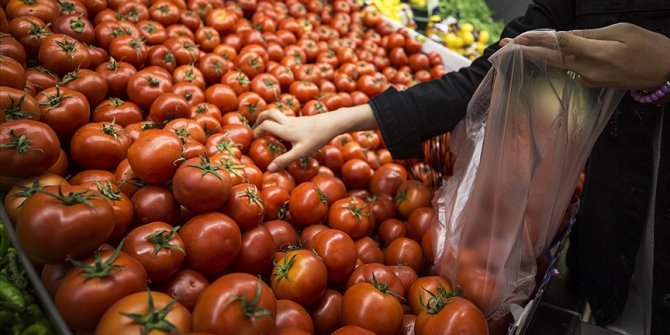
[327,104,378,134]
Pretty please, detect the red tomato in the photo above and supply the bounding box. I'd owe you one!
[109,35,147,68]
[332,325,376,335]
[275,299,314,334]
[377,218,408,246]
[289,81,319,103]
[92,98,143,127]
[261,186,290,221]
[415,296,488,335]
[305,228,357,283]
[205,83,238,113]
[193,273,276,335]
[180,212,241,274]
[87,181,134,243]
[173,82,206,108]
[155,269,210,312]
[96,58,137,99]
[122,222,186,283]
[221,183,265,229]
[146,44,177,72]
[250,73,281,103]
[230,224,275,274]
[263,219,298,251]
[95,290,192,335]
[355,236,385,264]
[341,159,372,189]
[69,169,115,187]
[131,185,181,226]
[173,64,206,89]
[271,249,328,306]
[0,119,60,178]
[286,157,320,183]
[456,265,500,316]
[70,121,131,170]
[395,180,432,218]
[328,196,373,239]
[55,244,148,332]
[310,173,346,206]
[38,34,90,75]
[3,173,68,223]
[17,185,114,263]
[384,237,424,272]
[341,281,404,335]
[40,262,70,299]
[126,67,174,110]
[407,207,434,242]
[288,181,328,227]
[52,14,94,44]
[172,156,232,213]
[165,117,207,144]
[127,129,183,185]
[8,16,52,57]
[36,86,90,140]
[370,163,408,197]
[248,135,286,172]
[407,276,453,315]
[309,289,343,335]
[237,91,267,124]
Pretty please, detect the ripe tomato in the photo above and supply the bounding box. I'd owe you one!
[38,34,90,75]
[305,228,357,283]
[407,207,434,242]
[56,244,148,332]
[229,224,275,274]
[127,129,182,184]
[237,91,267,124]
[155,269,210,311]
[180,212,241,274]
[384,237,424,272]
[332,325,376,335]
[3,173,68,223]
[197,53,227,85]
[275,299,314,334]
[289,81,319,103]
[69,169,115,187]
[222,70,251,96]
[341,281,404,335]
[370,163,407,196]
[0,119,60,178]
[407,276,452,315]
[36,86,90,140]
[127,69,173,111]
[260,185,290,221]
[40,262,70,299]
[395,180,432,218]
[310,173,346,205]
[8,16,51,57]
[96,58,137,99]
[109,35,147,68]
[221,183,265,229]
[288,181,328,227]
[137,20,168,45]
[248,135,286,172]
[250,73,281,103]
[341,159,372,189]
[89,181,134,243]
[17,185,114,263]
[346,263,404,299]
[125,120,158,142]
[193,273,276,335]
[131,185,181,226]
[271,249,328,306]
[355,236,385,264]
[122,222,185,283]
[52,13,94,44]
[309,289,343,334]
[340,140,364,160]
[60,69,108,106]
[328,196,373,239]
[286,157,319,183]
[414,296,488,335]
[5,0,59,25]
[205,83,238,113]
[263,219,298,251]
[172,155,232,212]
[378,218,408,246]
[236,51,266,78]
[95,290,192,335]
[146,44,178,72]
[70,121,131,170]
[456,265,500,316]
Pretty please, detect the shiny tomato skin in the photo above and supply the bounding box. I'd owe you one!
[131,185,181,227]
[260,185,290,221]
[221,183,265,229]
[92,98,143,127]
[70,121,132,171]
[52,13,95,44]
[305,228,357,283]
[127,129,183,185]
[341,159,372,189]
[148,92,191,125]
[122,222,186,283]
[407,276,452,315]
[180,212,241,274]
[38,34,90,75]
[17,185,115,264]
[230,224,275,274]
[377,218,408,246]
[310,173,347,206]
[96,59,137,99]
[263,219,298,251]
[271,249,328,307]
[407,207,434,242]
[395,180,432,218]
[248,135,286,172]
[370,163,408,197]
[384,237,424,273]
[126,68,173,111]
[55,247,148,332]
[0,86,41,124]
[287,156,320,183]
[275,299,314,334]
[345,263,404,300]
[355,236,385,264]
[3,173,68,223]
[414,297,488,335]
[37,86,90,140]
[288,181,328,227]
[192,273,277,335]
[310,289,343,335]
[328,196,373,239]
[95,290,192,335]
[0,119,60,178]
[341,282,404,335]
[332,326,377,335]
[172,156,232,213]
[155,269,210,312]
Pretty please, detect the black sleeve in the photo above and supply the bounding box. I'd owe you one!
[369,0,575,159]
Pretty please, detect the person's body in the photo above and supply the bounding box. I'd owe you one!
[255,1,670,333]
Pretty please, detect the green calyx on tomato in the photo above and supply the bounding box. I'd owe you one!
[146,76,160,87]
[219,155,246,181]
[0,129,33,153]
[61,69,80,84]
[144,24,157,33]
[120,289,180,335]
[188,155,225,181]
[95,181,122,201]
[236,74,250,86]
[318,188,327,205]
[10,179,43,204]
[130,39,144,56]
[345,198,369,221]
[272,252,296,286]
[146,226,185,256]
[54,37,78,58]
[242,186,264,208]
[173,127,192,143]
[419,286,455,314]
[38,85,65,110]
[109,97,124,107]
[162,52,174,64]
[69,241,125,279]
[106,58,120,71]
[28,22,50,38]
[69,16,85,33]
[22,0,37,5]
[371,273,405,302]
[227,281,274,319]
[184,70,196,81]
[59,1,76,14]
[394,189,408,206]
[141,121,158,131]
[102,119,121,140]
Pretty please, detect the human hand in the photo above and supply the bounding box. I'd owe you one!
[500,23,670,90]
[253,104,378,172]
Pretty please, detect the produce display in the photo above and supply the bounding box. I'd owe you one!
[0,0,517,334]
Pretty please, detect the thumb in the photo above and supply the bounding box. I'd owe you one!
[267,146,305,172]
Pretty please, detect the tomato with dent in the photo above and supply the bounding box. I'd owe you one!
[155,269,210,312]
[271,249,328,307]
[122,222,185,283]
[0,119,60,178]
[180,212,241,274]
[56,245,148,332]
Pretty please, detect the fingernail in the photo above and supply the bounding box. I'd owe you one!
[267,163,277,172]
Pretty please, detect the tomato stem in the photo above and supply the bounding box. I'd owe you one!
[120,288,180,335]
[272,253,297,286]
[419,286,455,314]
[69,16,85,33]
[0,129,32,153]
[10,179,44,208]
[187,155,225,181]
[370,273,405,302]
[227,281,273,320]
[146,226,185,256]
[95,181,122,201]
[69,241,126,279]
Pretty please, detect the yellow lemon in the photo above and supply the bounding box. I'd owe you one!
[460,23,474,33]
[461,31,475,45]
[479,30,490,44]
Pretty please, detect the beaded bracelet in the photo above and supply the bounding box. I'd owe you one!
[631,81,670,104]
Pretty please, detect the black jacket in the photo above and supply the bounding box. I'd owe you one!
[368,0,670,333]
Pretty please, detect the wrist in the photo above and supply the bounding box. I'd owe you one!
[330,104,378,134]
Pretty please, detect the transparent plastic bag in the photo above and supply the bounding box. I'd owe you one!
[431,31,625,320]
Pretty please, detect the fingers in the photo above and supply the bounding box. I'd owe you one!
[256,108,289,125]
[267,145,308,172]
[253,120,284,139]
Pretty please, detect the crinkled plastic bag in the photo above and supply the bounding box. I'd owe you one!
[431,31,625,320]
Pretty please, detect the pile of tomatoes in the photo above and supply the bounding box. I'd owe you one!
[0,0,491,334]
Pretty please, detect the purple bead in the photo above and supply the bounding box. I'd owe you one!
[661,85,670,94]
[643,96,652,103]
